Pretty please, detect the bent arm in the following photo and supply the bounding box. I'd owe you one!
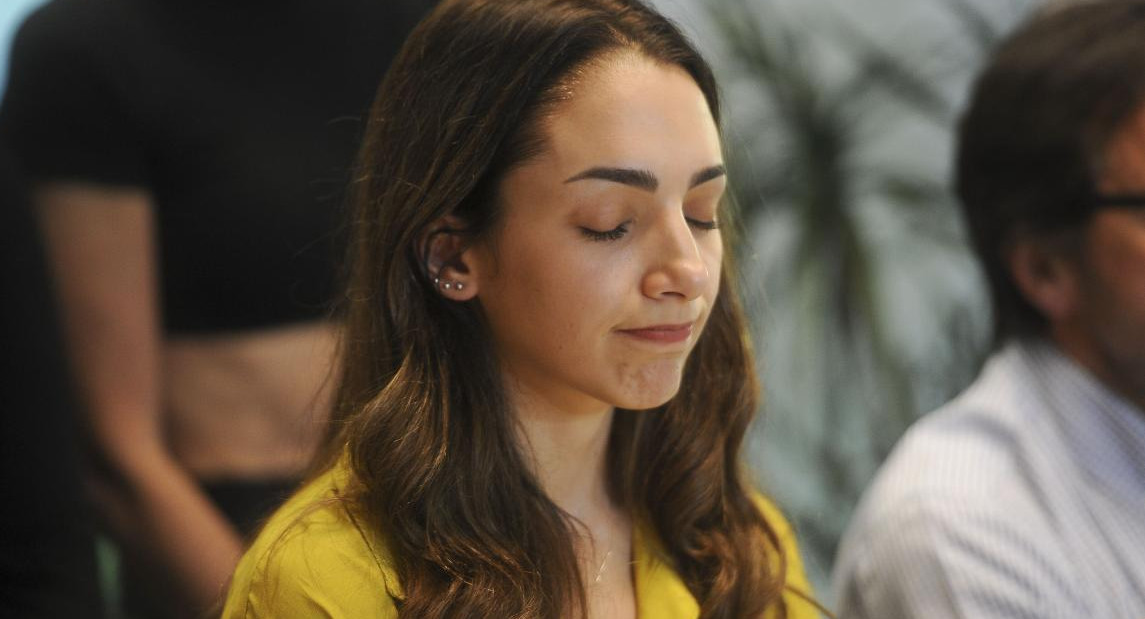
[36,184,242,610]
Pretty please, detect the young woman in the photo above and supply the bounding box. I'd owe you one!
[222,0,821,617]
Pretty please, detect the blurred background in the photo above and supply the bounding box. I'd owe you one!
[0,0,1051,610]
[0,1,43,93]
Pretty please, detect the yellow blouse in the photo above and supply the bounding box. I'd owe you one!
[222,462,821,618]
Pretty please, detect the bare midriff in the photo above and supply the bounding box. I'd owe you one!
[163,320,340,481]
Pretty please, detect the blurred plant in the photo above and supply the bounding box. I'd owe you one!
[705,0,1038,595]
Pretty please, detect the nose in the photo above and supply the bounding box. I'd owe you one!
[640,213,713,301]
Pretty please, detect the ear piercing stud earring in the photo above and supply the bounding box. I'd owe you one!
[434,277,464,292]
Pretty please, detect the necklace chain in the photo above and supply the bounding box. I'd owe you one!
[592,548,613,584]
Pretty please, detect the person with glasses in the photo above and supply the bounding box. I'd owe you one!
[833,3,1145,618]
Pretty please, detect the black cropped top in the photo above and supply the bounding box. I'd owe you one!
[0,0,428,334]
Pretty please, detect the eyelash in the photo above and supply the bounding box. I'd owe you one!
[689,218,720,232]
[581,224,630,242]
[579,218,720,242]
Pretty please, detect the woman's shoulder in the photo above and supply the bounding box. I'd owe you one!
[750,491,822,619]
[751,492,804,570]
[221,462,401,618]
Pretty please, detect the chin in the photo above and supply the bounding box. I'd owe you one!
[599,357,689,410]
[613,379,685,411]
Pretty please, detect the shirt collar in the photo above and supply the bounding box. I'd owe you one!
[1019,339,1145,506]
[632,523,699,619]
[334,455,704,617]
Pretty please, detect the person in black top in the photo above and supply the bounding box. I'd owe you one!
[0,1,430,616]
[0,144,103,619]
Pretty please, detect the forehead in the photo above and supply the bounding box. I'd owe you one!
[538,54,722,179]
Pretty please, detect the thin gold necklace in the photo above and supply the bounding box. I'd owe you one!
[592,548,614,584]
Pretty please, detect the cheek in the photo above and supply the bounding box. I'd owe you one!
[496,237,618,339]
[545,253,633,338]
[704,237,724,298]
[1093,223,1145,298]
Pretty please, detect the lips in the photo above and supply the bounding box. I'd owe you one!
[618,322,694,343]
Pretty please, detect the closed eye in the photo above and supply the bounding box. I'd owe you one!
[580,222,630,242]
[580,218,717,242]
[687,217,719,231]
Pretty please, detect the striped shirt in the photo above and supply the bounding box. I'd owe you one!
[832,339,1145,618]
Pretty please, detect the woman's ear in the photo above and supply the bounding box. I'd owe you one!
[1007,233,1080,323]
[422,215,480,301]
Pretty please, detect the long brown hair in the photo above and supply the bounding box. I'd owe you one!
[325,0,787,616]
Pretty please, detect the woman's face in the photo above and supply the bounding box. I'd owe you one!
[465,54,725,415]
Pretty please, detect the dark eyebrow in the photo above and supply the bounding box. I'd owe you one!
[564,167,658,191]
[689,164,726,189]
[563,163,726,192]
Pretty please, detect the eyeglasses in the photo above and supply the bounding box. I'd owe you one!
[1091,193,1145,208]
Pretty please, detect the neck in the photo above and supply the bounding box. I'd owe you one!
[522,408,615,520]
[504,376,636,601]
[507,382,616,520]
[1050,326,1145,413]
